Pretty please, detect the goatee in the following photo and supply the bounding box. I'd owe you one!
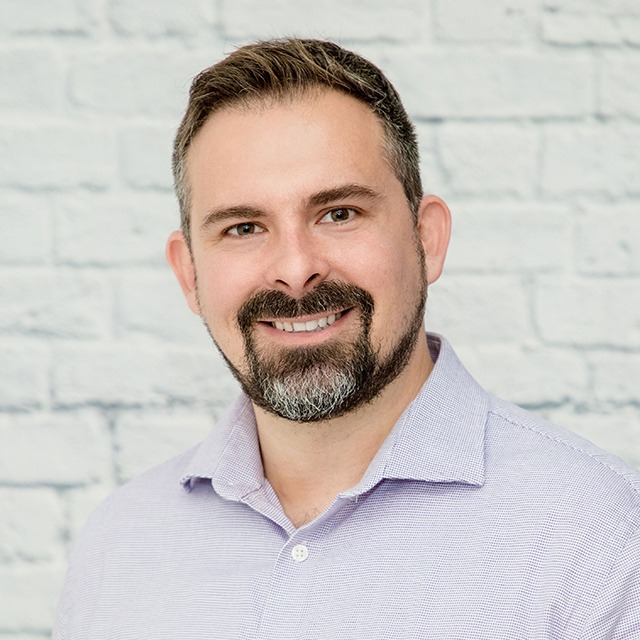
[209,280,426,423]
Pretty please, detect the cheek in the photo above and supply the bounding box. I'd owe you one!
[195,259,250,331]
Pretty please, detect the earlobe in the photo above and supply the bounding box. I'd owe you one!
[165,231,200,315]
[417,195,451,285]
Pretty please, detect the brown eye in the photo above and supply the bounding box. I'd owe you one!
[323,208,357,223]
[227,222,264,236]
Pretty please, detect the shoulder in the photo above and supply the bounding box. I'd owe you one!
[486,395,640,525]
[73,443,202,552]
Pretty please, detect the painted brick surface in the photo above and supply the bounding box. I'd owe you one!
[385,51,594,119]
[542,0,640,45]
[437,124,538,197]
[0,125,116,189]
[0,195,52,265]
[434,0,537,43]
[1,2,639,636]
[220,0,425,42]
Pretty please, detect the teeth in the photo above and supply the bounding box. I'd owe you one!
[271,311,343,333]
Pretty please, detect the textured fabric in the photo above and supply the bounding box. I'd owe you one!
[53,335,640,639]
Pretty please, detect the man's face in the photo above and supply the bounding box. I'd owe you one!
[169,90,446,421]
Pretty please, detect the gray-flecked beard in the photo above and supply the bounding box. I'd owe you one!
[202,274,427,423]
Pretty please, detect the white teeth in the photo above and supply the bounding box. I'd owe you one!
[271,311,344,333]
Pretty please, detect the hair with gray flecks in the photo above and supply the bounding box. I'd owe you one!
[172,38,422,248]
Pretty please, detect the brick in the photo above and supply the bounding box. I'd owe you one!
[0,269,111,339]
[114,410,213,483]
[535,278,640,348]
[0,564,64,632]
[0,0,98,34]
[619,17,640,45]
[576,203,640,275]
[0,634,50,639]
[541,125,640,197]
[0,48,63,112]
[115,270,209,344]
[445,203,571,273]
[0,488,65,563]
[434,0,536,43]
[0,195,52,265]
[53,343,238,408]
[55,193,176,266]
[591,353,640,404]
[415,123,447,195]
[0,411,112,485]
[385,51,594,119]
[437,124,538,197]
[119,125,175,189]
[69,50,215,118]
[427,276,532,346]
[109,0,215,37]
[458,345,588,407]
[600,53,640,120]
[0,125,116,189]
[220,0,423,42]
[543,0,640,45]
[0,345,49,410]
[543,406,640,469]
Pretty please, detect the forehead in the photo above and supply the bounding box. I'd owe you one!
[185,90,396,214]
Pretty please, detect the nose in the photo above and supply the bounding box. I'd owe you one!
[263,229,331,298]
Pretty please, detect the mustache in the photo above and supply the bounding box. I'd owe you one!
[237,281,374,334]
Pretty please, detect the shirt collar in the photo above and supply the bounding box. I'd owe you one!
[181,334,488,498]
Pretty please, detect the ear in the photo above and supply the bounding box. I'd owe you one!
[165,231,200,315]
[416,195,451,285]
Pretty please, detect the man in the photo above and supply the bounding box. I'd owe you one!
[54,39,640,639]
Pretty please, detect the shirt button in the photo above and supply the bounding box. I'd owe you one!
[291,544,309,563]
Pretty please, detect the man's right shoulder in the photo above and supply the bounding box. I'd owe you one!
[79,442,204,537]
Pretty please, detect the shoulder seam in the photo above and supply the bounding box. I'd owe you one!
[488,407,640,508]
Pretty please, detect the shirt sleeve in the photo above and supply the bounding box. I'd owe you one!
[580,525,640,639]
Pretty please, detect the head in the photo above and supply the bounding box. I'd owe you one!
[167,39,450,423]
[172,38,423,250]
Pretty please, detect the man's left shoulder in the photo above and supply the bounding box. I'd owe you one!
[486,395,640,518]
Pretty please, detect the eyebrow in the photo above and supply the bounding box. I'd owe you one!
[306,184,384,208]
[200,183,383,231]
[200,205,266,231]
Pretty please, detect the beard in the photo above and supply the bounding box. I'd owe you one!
[202,253,427,423]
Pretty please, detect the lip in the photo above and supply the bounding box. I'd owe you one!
[258,308,350,325]
[256,308,353,342]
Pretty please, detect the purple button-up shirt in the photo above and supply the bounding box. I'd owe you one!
[54,335,640,639]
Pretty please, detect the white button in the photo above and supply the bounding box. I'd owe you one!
[291,544,309,562]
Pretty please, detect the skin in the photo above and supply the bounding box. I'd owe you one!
[167,89,451,527]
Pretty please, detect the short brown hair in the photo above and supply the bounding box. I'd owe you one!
[173,38,422,247]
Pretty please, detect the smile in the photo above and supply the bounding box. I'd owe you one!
[270,311,344,333]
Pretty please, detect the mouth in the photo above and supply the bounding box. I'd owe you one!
[264,310,347,333]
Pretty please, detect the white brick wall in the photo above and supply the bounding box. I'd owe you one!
[0,1,638,636]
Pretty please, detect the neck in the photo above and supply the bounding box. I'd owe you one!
[254,332,434,527]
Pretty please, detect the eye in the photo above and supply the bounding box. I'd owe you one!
[225,222,265,237]
[321,208,358,224]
